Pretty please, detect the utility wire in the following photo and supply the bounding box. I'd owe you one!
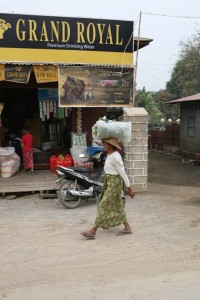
[139,61,175,66]
[134,11,200,91]
[138,69,167,83]
[142,11,200,19]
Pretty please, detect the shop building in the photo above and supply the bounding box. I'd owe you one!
[0,12,152,193]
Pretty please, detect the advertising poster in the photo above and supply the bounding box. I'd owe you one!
[59,66,133,107]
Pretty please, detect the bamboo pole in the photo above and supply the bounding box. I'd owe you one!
[133,11,142,106]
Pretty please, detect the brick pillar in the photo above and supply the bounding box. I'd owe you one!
[123,107,148,192]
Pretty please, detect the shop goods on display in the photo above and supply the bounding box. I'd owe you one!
[49,154,73,172]
[39,100,57,121]
[41,141,57,151]
[92,119,132,144]
[71,132,87,147]
[70,132,94,168]
[76,108,83,133]
[39,100,68,121]
[0,147,20,178]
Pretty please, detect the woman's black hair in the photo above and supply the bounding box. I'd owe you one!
[23,126,30,132]
[8,128,16,136]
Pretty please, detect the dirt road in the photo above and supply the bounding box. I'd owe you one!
[1,150,200,299]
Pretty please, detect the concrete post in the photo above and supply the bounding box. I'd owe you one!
[123,107,148,192]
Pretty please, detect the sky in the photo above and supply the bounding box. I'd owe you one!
[1,0,200,91]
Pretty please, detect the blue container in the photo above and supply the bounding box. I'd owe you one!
[88,146,103,157]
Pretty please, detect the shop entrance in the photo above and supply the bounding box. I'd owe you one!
[1,87,39,145]
[0,84,72,170]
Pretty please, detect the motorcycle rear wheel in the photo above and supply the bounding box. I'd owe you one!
[58,180,82,209]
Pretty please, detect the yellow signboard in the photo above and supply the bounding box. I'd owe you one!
[33,66,58,83]
[0,65,5,81]
[0,13,133,65]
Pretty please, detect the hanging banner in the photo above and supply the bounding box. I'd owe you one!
[0,13,133,65]
[33,66,58,83]
[5,65,32,83]
[59,66,133,107]
[0,65,5,81]
[38,88,58,101]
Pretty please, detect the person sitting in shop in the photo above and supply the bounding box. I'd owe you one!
[21,127,35,175]
[8,130,23,168]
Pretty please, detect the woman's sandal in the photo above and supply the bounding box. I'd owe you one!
[81,231,96,239]
[116,229,132,235]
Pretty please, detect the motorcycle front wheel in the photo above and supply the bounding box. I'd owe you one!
[58,180,82,209]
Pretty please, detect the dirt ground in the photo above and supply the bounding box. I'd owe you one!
[1,149,200,300]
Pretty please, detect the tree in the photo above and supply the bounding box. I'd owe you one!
[167,30,200,98]
[153,89,180,121]
[135,88,163,127]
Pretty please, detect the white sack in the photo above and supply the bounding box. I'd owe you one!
[0,157,20,178]
[92,120,132,144]
[0,147,15,156]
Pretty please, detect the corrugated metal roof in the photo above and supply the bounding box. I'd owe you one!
[0,62,134,68]
[166,93,200,104]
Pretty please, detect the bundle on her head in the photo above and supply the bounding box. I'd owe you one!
[92,118,132,144]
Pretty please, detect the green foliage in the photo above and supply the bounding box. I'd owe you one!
[135,88,163,127]
[153,89,180,121]
[135,31,200,124]
[167,30,200,98]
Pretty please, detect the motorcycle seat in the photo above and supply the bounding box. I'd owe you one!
[67,166,92,173]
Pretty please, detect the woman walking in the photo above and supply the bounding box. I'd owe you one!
[81,137,135,240]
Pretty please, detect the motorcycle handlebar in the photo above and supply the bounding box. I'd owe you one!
[83,151,106,164]
[55,151,106,168]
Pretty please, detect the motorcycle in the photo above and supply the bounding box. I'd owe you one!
[55,151,105,209]
[55,151,126,209]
